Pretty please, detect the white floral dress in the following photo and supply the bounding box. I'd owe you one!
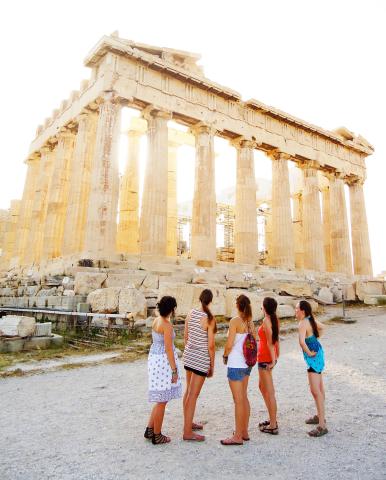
[148,330,182,403]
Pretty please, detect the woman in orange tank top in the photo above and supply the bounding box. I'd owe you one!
[258,297,280,434]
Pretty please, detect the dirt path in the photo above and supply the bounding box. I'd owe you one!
[1,309,386,480]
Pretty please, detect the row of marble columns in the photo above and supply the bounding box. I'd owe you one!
[6,93,373,276]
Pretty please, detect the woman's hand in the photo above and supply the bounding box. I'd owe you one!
[267,361,275,370]
[307,351,317,357]
[171,371,178,384]
[207,365,214,378]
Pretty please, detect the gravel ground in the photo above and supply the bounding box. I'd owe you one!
[1,309,386,480]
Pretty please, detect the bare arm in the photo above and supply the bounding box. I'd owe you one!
[163,323,178,378]
[316,320,325,337]
[263,319,277,367]
[223,318,237,358]
[207,320,216,377]
[184,311,191,346]
[298,321,316,357]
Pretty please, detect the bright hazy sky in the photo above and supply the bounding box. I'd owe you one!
[0,0,385,274]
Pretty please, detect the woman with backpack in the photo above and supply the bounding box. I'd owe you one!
[258,297,280,435]
[183,289,217,442]
[296,300,328,437]
[221,294,257,445]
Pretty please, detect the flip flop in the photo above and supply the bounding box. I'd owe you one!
[183,433,205,442]
[221,437,244,446]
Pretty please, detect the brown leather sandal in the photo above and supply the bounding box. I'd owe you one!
[308,426,328,437]
[305,415,319,425]
[144,427,154,439]
[260,425,279,435]
[152,432,171,444]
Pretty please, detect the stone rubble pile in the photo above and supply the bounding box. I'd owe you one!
[0,264,384,327]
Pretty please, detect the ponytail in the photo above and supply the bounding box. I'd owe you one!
[263,297,279,344]
[199,289,217,333]
[236,294,252,328]
[299,300,319,337]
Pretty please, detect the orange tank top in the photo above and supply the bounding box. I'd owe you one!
[258,324,279,363]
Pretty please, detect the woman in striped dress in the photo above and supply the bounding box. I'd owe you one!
[182,289,217,441]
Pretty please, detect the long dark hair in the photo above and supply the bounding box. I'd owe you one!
[199,289,217,333]
[263,297,279,344]
[236,294,252,324]
[299,300,319,337]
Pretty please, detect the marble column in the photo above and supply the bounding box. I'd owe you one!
[321,183,332,272]
[265,204,272,264]
[25,146,55,265]
[191,124,217,264]
[62,111,98,256]
[14,154,40,264]
[300,164,325,271]
[0,209,8,255]
[269,152,294,269]
[328,173,352,275]
[167,141,178,257]
[42,128,75,260]
[234,139,257,264]
[83,92,121,259]
[292,192,304,270]
[348,178,373,276]
[117,129,141,254]
[139,109,170,256]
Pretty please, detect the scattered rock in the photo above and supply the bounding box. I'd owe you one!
[87,287,121,313]
[315,287,334,304]
[119,287,147,317]
[74,272,108,295]
[0,315,36,337]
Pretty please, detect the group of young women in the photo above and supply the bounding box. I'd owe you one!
[145,289,327,445]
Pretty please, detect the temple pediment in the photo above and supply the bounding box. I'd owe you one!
[85,33,204,76]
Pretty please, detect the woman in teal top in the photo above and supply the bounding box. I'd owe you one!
[296,300,328,437]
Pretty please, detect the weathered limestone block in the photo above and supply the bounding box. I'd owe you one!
[276,296,319,312]
[225,289,265,321]
[356,281,384,301]
[364,295,386,305]
[142,274,159,290]
[87,287,121,313]
[36,287,57,297]
[158,283,226,317]
[192,271,226,285]
[1,287,16,297]
[344,284,356,302]
[26,285,41,296]
[277,304,295,318]
[0,315,36,337]
[63,289,75,297]
[119,286,147,317]
[17,286,25,296]
[74,272,107,295]
[314,287,334,304]
[105,272,146,289]
[330,286,343,303]
[272,281,313,297]
[46,296,62,309]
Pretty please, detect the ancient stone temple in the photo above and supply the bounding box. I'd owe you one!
[0,33,374,277]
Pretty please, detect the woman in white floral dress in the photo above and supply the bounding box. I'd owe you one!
[144,296,182,445]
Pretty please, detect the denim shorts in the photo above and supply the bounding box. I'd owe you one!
[227,367,252,381]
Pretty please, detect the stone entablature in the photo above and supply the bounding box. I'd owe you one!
[30,35,372,181]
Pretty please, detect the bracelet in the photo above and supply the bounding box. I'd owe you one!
[171,368,178,375]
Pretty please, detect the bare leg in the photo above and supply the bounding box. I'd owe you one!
[308,372,326,428]
[226,379,245,443]
[259,368,277,428]
[183,369,192,413]
[242,375,250,439]
[183,373,206,440]
[152,402,168,435]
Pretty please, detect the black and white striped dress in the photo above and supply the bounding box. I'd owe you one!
[183,309,210,374]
